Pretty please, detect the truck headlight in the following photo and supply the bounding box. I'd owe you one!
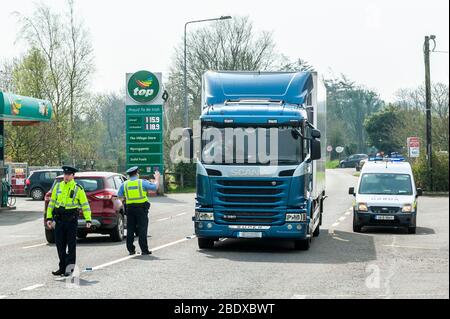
[286,213,306,222]
[357,203,369,212]
[402,204,413,213]
[196,212,214,221]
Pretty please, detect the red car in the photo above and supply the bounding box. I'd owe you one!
[44,172,127,243]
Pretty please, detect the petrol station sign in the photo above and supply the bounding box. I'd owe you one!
[126,71,164,176]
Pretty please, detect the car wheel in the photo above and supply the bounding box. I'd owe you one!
[198,238,215,249]
[110,213,125,242]
[31,188,45,201]
[353,213,363,233]
[45,229,55,244]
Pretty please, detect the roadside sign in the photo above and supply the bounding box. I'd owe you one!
[335,146,344,154]
[407,137,420,158]
[126,71,164,176]
[327,145,333,152]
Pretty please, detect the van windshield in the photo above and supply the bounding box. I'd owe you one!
[359,173,413,195]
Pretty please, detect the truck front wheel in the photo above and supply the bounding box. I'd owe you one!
[294,239,310,251]
[198,238,215,249]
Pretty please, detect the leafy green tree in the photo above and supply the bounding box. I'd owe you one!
[364,105,404,153]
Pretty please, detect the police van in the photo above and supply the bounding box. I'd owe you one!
[349,159,422,234]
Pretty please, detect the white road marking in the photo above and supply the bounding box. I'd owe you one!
[331,223,340,228]
[383,244,440,250]
[176,213,187,217]
[10,235,39,238]
[291,295,307,299]
[22,243,47,249]
[338,216,346,222]
[332,236,349,242]
[0,295,7,299]
[92,236,196,271]
[156,217,170,222]
[345,211,352,216]
[20,284,44,291]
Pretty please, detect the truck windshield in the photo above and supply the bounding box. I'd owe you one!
[358,173,413,195]
[201,126,302,165]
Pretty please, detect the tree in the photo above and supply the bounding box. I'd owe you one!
[14,0,94,165]
[364,105,404,153]
[325,75,384,153]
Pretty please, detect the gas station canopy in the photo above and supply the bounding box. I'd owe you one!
[0,92,52,125]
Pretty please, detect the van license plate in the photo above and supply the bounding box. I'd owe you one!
[375,215,395,220]
[238,232,262,238]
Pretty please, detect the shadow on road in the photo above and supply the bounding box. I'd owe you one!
[362,226,435,235]
[0,211,42,225]
[199,229,376,264]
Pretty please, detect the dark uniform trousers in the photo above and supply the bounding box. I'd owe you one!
[126,202,150,253]
[54,208,78,272]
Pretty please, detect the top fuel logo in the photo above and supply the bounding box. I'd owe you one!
[128,70,160,103]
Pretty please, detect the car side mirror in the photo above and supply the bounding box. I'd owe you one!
[310,138,321,160]
[182,128,193,161]
[348,187,355,195]
[416,188,423,197]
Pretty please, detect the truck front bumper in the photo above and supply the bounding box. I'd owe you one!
[194,221,308,240]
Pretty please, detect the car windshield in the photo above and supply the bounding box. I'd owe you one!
[53,178,104,192]
[201,126,302,165]
[359,173,413,195]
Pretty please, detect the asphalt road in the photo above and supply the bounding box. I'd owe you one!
[0,168,448,299]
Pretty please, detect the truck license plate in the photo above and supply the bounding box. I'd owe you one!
[237,232,263,238]
[375,215,395,220]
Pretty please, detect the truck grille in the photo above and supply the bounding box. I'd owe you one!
[212,178,290,225]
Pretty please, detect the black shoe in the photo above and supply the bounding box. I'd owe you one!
[129,251,136,256]
[64,269,74,277]
[141,250,152,255]
[52,269,64,276]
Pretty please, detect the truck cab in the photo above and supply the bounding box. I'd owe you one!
[189,71,327,250]
[349,160,422,234]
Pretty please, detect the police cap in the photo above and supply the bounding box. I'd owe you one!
[126,166,139,175]
[62,166,78,175]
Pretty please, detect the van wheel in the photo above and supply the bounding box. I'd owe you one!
[110,214,125,242]
[198,238,215,249]
[353,213,363,233]
[408,226,416,234]
[31,188,45,200]
[294,239,310,250]
[45,229,55,243]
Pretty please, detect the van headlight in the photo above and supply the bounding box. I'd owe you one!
[357,203,369,212]
[402,204,413,213]
[196,212,214,221]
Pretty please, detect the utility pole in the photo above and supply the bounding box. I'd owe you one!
[424,35,435,191]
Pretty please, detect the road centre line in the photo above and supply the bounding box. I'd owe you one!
[0,295,7,299]
[331,223,340,228]
[20,284,44,291]
[92,235,196,271]
[22,243,47,249]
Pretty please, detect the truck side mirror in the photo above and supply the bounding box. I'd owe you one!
[311,129,321,139]
[182,128,193,161]
[310,138,321,160]
[416,188,423,197]
[348,187,355,195]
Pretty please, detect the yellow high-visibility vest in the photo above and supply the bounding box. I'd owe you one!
[124,179,148,204]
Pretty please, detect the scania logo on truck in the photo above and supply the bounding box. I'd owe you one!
[127,70,160,103]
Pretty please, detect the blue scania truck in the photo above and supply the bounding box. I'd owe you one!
[189,71,326,250]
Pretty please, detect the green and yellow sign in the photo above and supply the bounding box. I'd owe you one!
[0,92,52,122]
[125,71,164,176]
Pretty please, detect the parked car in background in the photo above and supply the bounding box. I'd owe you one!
[339,154,368,168]
[44,172,127,243]
[25,169,64,200]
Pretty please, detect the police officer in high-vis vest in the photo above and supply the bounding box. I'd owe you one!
[118,166,160,256]
[46,166,92,276]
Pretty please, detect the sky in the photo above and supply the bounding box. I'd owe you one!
[0,0,448,102]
